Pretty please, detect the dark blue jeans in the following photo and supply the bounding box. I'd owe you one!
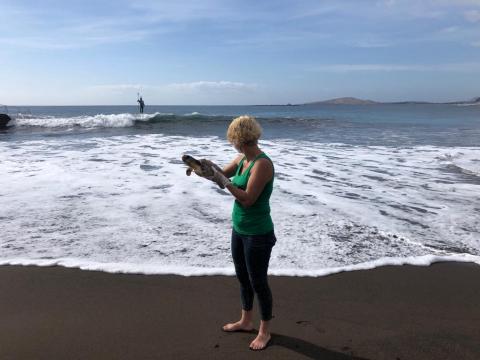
[231,228,276,321]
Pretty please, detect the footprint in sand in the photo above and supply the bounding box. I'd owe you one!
[295,320,311,325]
[295,320,325,334]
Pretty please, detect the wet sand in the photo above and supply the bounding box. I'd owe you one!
[0,262,479,359]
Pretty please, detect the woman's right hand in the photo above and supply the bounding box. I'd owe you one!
[211,167,232,188]
[200,159,229,188]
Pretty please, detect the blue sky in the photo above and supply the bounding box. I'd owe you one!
[1,0,480,105]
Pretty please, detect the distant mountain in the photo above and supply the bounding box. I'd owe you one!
[455,97,480,104]
[388,101,432,104]
[436,97,480,105]
[301,96,480,106]
[303,97,379,105]
[390,97,480,105]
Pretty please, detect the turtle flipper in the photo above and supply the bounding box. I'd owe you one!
[186,167,193,176]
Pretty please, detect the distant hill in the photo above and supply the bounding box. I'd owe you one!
[304,97,379,105]
[450,97,480,105]
[301,96,480,105]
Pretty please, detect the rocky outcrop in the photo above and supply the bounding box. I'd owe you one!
[0,113,11,128]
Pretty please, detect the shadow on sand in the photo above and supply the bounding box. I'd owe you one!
[271,333,369,360]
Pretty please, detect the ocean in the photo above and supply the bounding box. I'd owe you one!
[1,104,479,276]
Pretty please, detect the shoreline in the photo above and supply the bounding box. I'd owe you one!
[1,253,479,277]
[1,262,479,359]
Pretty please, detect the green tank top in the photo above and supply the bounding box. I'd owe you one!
[231,153,274,235]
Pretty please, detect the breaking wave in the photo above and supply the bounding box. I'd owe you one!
[10,112,235,128]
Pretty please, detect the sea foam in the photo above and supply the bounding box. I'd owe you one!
[0,254,478,277]
[12,113,162,128]
[0,134,479,277]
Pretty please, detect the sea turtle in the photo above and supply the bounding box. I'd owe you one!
[181,154,225,188]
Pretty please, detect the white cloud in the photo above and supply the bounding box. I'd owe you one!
[312,63,480,72]
[313,64,419,72]
[439,26,459,33]
[352,37,392,48]
[379,0,396,7]
[464,9,480,22]
[2,0,480,51]
[92,81,256,91]
[439,0,480,5]
[374,0,480,20]
[89,84,145,92]
[289,3,339,19]
[76,81,260,105]
[0,1,212,50]
[166,81,257,92]
[0,37,74,49]
[88,81,257,97]
[0,26,154,49]
[225,31,331,47]
[128,0,234,22]
[428,24,480,47]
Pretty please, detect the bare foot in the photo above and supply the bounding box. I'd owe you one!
[222,320,254,332]
[249,332,271,350]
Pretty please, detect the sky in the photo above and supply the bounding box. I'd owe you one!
[1,0,480,105]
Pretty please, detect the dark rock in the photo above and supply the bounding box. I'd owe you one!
[0,114,11,128]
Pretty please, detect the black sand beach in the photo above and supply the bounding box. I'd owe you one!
[0,262,479,360]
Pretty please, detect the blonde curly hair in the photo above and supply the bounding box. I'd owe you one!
[227,115,262,147]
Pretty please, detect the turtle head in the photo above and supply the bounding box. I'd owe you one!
[182,154,202,175]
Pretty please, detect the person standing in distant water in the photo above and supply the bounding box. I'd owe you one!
[207,115,276,351]
[137,96,145,113]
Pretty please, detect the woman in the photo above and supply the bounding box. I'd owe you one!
[209,115,276,351]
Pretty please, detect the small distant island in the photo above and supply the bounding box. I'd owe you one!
[304,97,378,105]
[300,96,480,106]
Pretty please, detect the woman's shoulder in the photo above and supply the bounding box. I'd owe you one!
[257,154,273,166]
[251,156,274,175]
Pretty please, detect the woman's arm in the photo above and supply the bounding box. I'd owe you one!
[225,158,273,208]
[222,154,243,178]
